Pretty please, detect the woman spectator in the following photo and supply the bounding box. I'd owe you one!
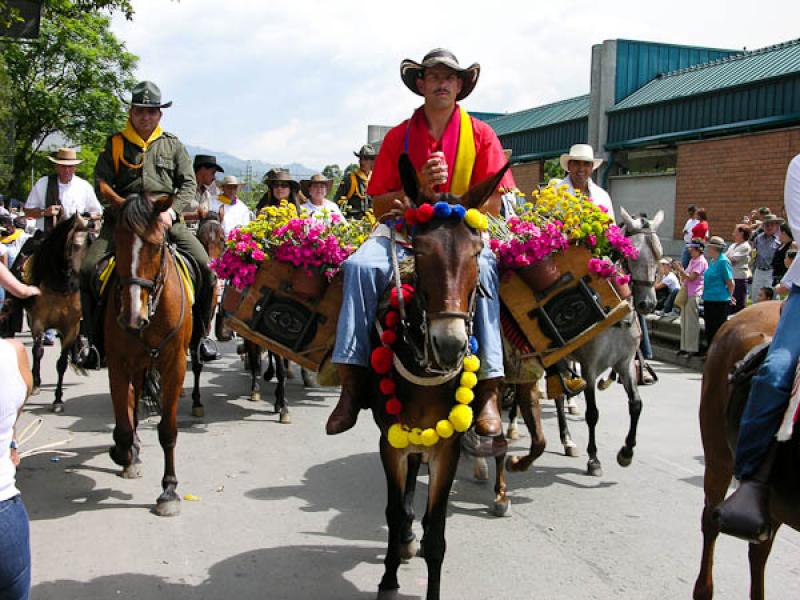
[702,236,734,351]
[674,240,708,357]
[300,174,343,219]
[256,168,302,213]
[655,258,680,314]
[691,208,710,242]
[726,223,752,313]
[771,222,794,285]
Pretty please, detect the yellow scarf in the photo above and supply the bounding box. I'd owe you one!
[217,194,236,205]
[121,120,163,151]
[1,229,22,244]
[450,107,476,196]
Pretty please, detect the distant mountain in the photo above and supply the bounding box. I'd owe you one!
[184,145,318,180]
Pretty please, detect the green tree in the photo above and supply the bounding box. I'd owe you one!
[1,0,137,198]
[322,164,341,179]
[543,158,565,183]
[0,55,12,197]
[0,0,136,28]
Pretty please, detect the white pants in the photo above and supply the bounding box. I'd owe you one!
[751,268,773,304]
[680,296,700,353]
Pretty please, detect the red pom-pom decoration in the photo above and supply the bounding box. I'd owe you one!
[384,310,400,328]
[416,203,434,223]
[385,397,403,415]
[404,208,418,226]
[379,377,396,396]
[394,222,405,232]
[381,329,398,346]
[370,347,394,374]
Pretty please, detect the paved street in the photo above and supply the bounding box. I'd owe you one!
[15,335,800,600]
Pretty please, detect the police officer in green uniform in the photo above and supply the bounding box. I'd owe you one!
[333,144,376,218]
[79,80,219,365]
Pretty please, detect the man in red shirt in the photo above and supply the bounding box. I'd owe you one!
[327,48,515,437]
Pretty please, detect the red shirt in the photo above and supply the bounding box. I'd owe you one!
[691,220,709,240]
[367,108,516,196]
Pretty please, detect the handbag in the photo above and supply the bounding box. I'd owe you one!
[675,284,688,309]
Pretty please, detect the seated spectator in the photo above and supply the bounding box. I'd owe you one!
[757,287,775,302]
[655,258,680,314]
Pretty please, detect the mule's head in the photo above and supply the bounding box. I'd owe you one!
[399,154,508,370]
[619,207,664,315]
[67,214,91,277]
[197,212,225,261]
[115,193,172,331]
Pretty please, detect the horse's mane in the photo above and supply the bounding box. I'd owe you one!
[30,215,77,286]
[119,193,157,238]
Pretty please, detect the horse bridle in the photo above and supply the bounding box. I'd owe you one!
[622,225,661,288]
[388,226,479,378]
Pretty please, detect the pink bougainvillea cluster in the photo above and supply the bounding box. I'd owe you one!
[273,216,356,281]
[489,218,569,270]
[209,229,263,290]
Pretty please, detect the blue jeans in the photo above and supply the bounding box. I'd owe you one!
[638,312,653,360]
[332,236,504,379]
[734,285,800,479]
[0,495,30,600]
[680,245,691,269]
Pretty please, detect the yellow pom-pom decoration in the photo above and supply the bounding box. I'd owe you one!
[460,371,478,389]
[454,386,474,404]
[436,419,455,439]
[408,428,424,446]
[449,404,473,432]
[465,208,485,230]
[387,424,409,449]
[479,214,489,231]
[421,428,439,446]
[463,354,480,373]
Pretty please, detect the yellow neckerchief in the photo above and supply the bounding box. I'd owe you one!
[354,167,369,182]
[1,229,22,244]
[121,120,163,150]
[450,107,476,196]
[218,194,237,205]
[347,168,370,199]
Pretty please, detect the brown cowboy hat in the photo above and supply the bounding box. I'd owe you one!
[301,173,333,196]
[48,147,83,166]
[127,80,172,109]
[761,213,785,225]
[354,144,377,159]
[263,168,300,191]
[400,48,480,102]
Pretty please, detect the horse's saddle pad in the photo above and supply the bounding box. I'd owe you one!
[96,250,196,305]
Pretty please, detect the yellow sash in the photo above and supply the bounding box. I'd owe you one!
[217,194,234,205]
[450,107,476,196]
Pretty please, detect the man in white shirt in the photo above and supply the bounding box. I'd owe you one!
[715,152,800,543]
[24,148,102,233]
[210,175,252,236]
[556,144,615,221]
[680,205,699,268]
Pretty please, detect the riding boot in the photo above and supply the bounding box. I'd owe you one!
[326,364,369,435]
[76,289,100,370]
[474,377,502,437]
[713,445,776,543]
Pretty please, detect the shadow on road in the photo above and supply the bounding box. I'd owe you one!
[31,544,419,600]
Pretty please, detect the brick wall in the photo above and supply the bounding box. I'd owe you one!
[674,127,800,239]
[510,160,544,195]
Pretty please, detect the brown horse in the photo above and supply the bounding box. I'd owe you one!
[18,214,91,411]
[372,156,508,600]
[693,300,799,600]
[106,193,192,517]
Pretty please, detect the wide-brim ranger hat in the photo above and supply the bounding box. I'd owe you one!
[559,144,604,172]
[761,212,785,225]
[354,144,377,159]
[48,147,83,166]
[400,48,480,102]
[707,236,727,250]
[128,80,172,109]
[221,175,243,187]
[193,154,224,173]
[301,173,333,196]
[264,168,300,191]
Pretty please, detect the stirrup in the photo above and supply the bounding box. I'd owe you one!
[76,343,101,370]
[198,337,220,362]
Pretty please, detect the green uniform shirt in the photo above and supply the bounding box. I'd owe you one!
[334,169,370,218]
[94,131,196,221]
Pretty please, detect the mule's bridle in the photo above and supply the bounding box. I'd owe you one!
[623,227,661,288]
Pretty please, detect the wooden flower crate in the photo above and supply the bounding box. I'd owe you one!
[499,246,631,368]
[221,260,342,372]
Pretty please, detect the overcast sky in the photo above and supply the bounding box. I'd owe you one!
[112,0,800,171]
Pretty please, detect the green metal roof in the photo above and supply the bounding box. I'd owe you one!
[486,95,590,136]
[612,38,800,111]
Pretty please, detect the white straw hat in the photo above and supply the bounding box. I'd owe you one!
[559,144,603,172]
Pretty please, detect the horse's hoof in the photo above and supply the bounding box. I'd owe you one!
[473,457,489,481]
[505,455,520,472]
[400,535,418,561]
[493,497,512,518]
[564,442,579,457]
[31,386,40,396]
[587,460,603,477]
[192,406,205,418]
[121,462,143,479]
[617,447,634,467]
[279,409,292,425]
[507,426,520,440]
[51,402,64,414]
[154,498,181,517]
[250,390,261,402]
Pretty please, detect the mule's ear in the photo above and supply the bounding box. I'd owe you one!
[460,162,510,210]
[152,194,173,213]
[651,209,665,231]
[399,154,419,205]
[619,206,635,231]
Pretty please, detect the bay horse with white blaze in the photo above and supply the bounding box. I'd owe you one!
[371,156,508,600]
[107,193,192,516]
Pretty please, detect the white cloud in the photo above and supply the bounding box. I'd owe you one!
[112,0,800,168]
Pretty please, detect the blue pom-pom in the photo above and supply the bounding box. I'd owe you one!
[434,201,452,218]
[469,336,479,354]
[451,205,466,220]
